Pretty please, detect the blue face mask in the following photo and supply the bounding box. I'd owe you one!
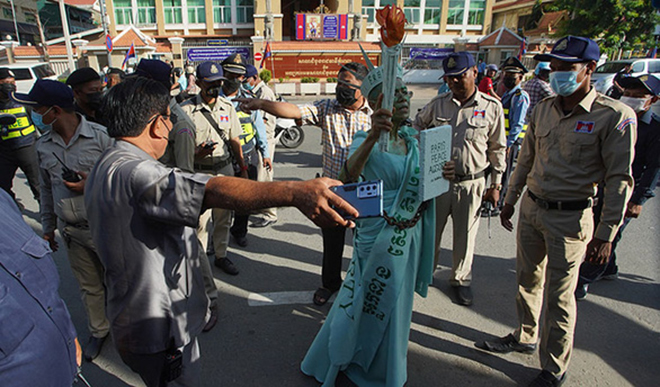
[549,66,586,96]
[242,81,255,91]
[31,107,55,132]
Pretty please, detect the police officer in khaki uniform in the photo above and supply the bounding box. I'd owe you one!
[413,52,506,306]
[180,61,246,276]
[12,79,113,361]
[477,36,636,387]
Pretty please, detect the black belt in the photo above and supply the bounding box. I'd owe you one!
[194,157,232,172]
[528,191,597,211]
[454,169,486,182]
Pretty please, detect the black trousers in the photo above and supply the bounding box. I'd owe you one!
[230,148,259,238]
[0,143,40,202]
[321,225,347,291]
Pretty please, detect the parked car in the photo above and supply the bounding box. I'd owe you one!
[591,58,660,96]
[4,62,58,93]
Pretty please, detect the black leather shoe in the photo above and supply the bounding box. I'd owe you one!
[84,335,107,361]
[214,257,239,275]
[575,283,588,300]
[452,285,473,306]
[528,370,566,387]
[251,218,277,228]
[232,233,248,247]
[476,333,537,354]
[203,306,218,332]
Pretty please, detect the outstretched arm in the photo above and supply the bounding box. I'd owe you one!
[203,177,358,229]
[235,98,302,119]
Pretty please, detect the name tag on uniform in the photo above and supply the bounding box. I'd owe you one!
[219,115,229,122]
[473,110,486,119]
[574,121,595,134]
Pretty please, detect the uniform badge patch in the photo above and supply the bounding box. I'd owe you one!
[473,110,486,118]
[574,121,595,133]
[447,57,456,69]
[615,117,635,133]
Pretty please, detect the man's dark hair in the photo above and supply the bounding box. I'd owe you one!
[339,62,368,81]
[99,77,169,138]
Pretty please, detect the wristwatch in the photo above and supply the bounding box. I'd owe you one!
[490,183,502,191]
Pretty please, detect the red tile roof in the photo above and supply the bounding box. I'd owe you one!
[479,28,523,47]
[114,28,153,48]
[525,11,567,36]
[156,42,171,53]
[13,45,71,57]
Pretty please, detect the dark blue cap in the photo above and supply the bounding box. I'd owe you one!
[619,74,660,96]
[196,62,226,82]
[66,67,101,87]
[534,36,600,63]
[11,79,74,109]
[443,52,476,76]
[134,59,171,84]
[245,64,258,78]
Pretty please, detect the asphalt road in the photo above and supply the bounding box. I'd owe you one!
[11,84,659,387]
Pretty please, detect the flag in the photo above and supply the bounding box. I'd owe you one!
[648,46,657,59]
[518,38,527,60]
[260,42,272,69]
[122,43,136,69]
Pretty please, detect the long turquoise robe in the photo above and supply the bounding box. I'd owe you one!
[301,127,436,387]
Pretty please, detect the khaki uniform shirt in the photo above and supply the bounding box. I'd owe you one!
[179,94,241,169]
[36,115,113,234]
[161,98,197,173]
[504,88,636,241]
[253,81,277,138]
[413,90,507,184]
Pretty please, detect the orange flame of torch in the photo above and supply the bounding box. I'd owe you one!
[376,5,407,47]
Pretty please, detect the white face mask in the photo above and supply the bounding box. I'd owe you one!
[620,96,651,113]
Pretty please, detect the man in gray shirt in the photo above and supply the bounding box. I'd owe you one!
[85,77,357,386]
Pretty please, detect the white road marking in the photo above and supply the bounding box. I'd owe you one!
[247,290,337,306]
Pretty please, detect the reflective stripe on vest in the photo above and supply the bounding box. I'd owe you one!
[237,110,255,146]
[503,108,527,138]
[0,106,36,140]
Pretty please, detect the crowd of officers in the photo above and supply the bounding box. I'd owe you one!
[0,33,657,387]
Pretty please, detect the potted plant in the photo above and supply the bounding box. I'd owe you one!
[300,77,321,96]
[274,76,296,96]
[325,77,337,94]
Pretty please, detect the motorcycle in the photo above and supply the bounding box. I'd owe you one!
[274,96,305,149]
[275,118,305,148]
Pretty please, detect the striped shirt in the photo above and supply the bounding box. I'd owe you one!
[299,99,372,179]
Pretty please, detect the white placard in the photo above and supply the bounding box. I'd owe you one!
[419,125,452,201]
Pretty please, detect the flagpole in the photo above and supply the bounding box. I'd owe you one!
[269,41,276,80]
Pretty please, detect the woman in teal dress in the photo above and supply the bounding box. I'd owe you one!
[301,72,455,386]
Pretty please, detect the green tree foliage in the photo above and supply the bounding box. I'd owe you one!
[553,0,659,51]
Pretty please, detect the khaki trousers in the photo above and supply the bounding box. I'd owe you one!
[255,140,277,221]
[59,220,110,338]
[435,177,485,286]
[513,193,592,377]
[197,164,234,259]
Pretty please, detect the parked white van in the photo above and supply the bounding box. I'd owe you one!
[3,62,58,93]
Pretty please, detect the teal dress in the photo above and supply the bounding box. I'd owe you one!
[301,127,436,386]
